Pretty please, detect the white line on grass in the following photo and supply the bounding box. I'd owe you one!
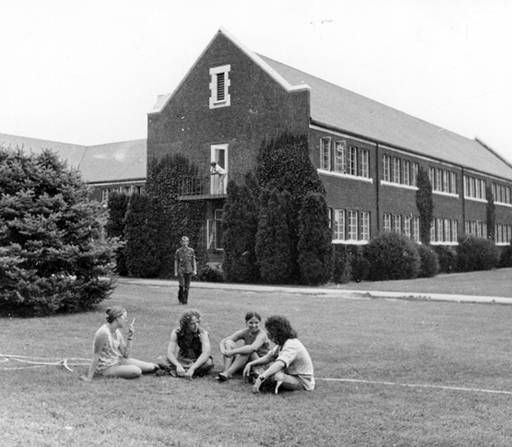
[317,377,512,396]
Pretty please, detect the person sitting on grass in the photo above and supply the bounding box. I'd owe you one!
[81,306,158,381]
[217,311,271,382]
[242,315,315,394]
[157,310,213,379]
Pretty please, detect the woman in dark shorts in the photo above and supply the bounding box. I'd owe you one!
[157,310,213,379]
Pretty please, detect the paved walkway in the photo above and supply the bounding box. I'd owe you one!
[119,277,512,305]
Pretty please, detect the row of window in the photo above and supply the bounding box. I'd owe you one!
[101,184,144,203]
[496,224,512,244]
[382,155,419,186]
[430,218,459,243]
[320,138,370,178]
[492,183,512,205]
[464,220,488,239]
[463,175,487,200]
[329,209,371,242]
[428,167,458,194]
[382,213,421,242]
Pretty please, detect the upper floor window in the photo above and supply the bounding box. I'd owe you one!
[334,140,346,173]
[464,175,486,200]
[318,137,371,180]
[492,183,512,205]
[320,138,331,170]
[428,166,457,194]
[209,65,231,109]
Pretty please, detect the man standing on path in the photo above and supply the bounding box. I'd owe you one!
[174,236,197,305]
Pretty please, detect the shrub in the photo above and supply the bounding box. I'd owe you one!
[0,149,119,316]
[256,132,325,282]
[255,188,294,284]
[432,245,457,273]
[486,184,496,241]
[456,236,499,272]
[417,244,440,277]
[364,232,421,280]
[197,264,224,282]
[124,193,160,278]
[222,180,259,283]
[332,245,370,283]
[499,242,512,268]
[297,192,332,285]
[106,192,129,275]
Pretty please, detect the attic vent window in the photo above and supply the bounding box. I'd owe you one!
[209,65,231,109]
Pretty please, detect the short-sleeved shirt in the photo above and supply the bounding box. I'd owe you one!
[271,338,315,391]
[175,246,196,274]
[94,324,124,373]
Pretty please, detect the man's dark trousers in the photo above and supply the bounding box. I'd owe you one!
[178,272,192,304]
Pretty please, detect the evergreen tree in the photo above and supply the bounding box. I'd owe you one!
[255,188,293,283]
[222,180,259,282]
[256,132,325,281]
[0,148,119,316]
[415,167,434,245]
[105,191,129,275]
[124,193,160,278]
[297,192,333,285]
[486,184,496,242]
[145,154,206,277]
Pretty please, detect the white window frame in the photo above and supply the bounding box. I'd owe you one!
[383,213,392,232]
[209,65,231,109]
[210,144,228,195]
[348,146,358,176]
[347,210,358,240]
[360,148,369,178]
[334,140,346,173]
[320,138,331,171]
[392,158,401,184]
[333,209,345,241]
[383,154,391,182]
[360,211,370,241]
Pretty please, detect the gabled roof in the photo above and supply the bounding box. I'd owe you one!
[0,133,146,183]
[259,55,512,180]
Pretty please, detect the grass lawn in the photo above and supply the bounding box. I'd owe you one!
[3,276,512,446]
[333,267,512,298]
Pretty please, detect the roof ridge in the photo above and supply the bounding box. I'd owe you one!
[475,137,512,170]
[257,54,478,146]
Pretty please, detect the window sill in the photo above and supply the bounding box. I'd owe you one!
[430,241,459,246]
[380,180,418,191]
[464,196,487,203]
[332,239,369,245]
[433,190,459,198]
[317,169,373,183]
[495,202,512,208]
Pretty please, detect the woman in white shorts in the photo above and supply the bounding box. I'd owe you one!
[81,306,157,380]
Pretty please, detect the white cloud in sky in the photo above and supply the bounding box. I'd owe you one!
[0,0,511,163]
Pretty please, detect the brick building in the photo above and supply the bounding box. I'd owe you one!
[3,29,512,258]
[148,29,512,254]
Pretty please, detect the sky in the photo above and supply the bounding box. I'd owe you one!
[1,0,511,163]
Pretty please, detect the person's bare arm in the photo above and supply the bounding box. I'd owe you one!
[166,330,185,376]
[185,331,211,379]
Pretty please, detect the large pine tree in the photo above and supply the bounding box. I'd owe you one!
[256,133,325,281]
[486,184,496,242]
[0,148,119,316]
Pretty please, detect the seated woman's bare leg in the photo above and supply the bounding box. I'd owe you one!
[222,354,249,378]
[102,364,142,379]
[271,371,303,393]
[123,358,158,373]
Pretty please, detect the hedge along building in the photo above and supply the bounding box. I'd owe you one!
[148,28,512,256]
[0,133,146,203]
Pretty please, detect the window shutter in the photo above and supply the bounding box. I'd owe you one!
[216,73,225,101]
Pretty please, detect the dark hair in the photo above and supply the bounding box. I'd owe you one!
[106,306,126,323]
[265,315,297,346]
[245,311,261,322]
[177,309,201,334]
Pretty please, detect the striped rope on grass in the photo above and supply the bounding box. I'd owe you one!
[317,377,512,396]
[0,353,90,372]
